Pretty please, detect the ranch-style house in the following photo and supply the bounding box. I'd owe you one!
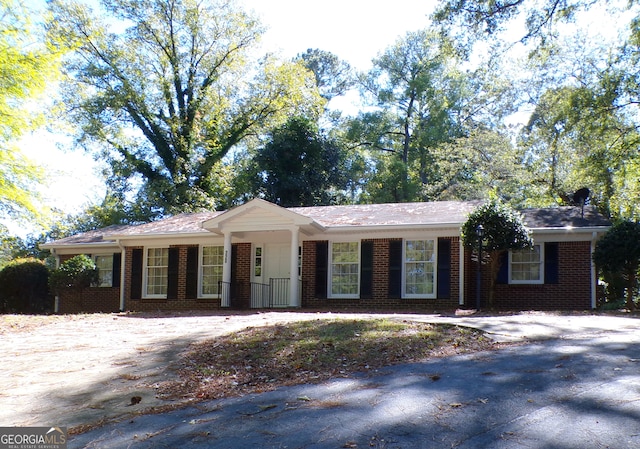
[42,199,611,313]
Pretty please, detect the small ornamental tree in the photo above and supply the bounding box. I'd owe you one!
[49,255,98,308]
[461,200,533,308]
[593,221,640,311]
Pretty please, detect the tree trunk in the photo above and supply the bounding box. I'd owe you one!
[626,268,636,311]
[487,251,502,309]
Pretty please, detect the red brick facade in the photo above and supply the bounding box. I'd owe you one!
[301,238,460,310]
[57,254,120,314]
[463,241,593,310]
[56,238,594,313]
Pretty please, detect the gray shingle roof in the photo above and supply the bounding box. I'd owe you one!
[44,201,610,248]
[113,212,222,236]
[289,201,483,227]
[521,205,611,228]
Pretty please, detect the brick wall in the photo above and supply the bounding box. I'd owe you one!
[127,245,221,312]
[302,238,459,311]
[57,254,120,314]
[57,238,593,313]
[231,243,252,309]
[57,288,120,314]
[464,241,593,310]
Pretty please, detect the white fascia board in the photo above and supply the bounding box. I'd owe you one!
[529,226,610,235]
[321,223,463,236]
[111,231,213,240]
[42,242,122,254]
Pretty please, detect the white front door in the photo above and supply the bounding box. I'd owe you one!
[265,243,290,307]
[251,243,291,308]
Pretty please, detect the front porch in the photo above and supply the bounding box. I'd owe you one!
[220,279,303,309]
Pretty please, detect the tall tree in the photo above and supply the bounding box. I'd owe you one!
[350,29,513,203]
[245,117,350,207]
[352,30,462,202]
[296,48,354,102]
[432,0,624,50]
[593,220,640,310]
[47,0,323,217]
[0,0,60,222]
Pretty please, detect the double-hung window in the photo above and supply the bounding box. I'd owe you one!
[510,244,543,284]
[403,239,436,298]
[202,245,224,296]
[146,248,168,296]
[94,255,113,287]
[330,242,360,298]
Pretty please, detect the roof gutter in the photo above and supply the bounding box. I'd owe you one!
[528,226,610,234]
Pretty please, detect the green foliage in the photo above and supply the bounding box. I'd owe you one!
[0,0,61,223]
[519,82,640,216]
[0,258,51,313]
[432,0,601,50]
[246,117,350,207]
[461,200,533,252]
[47,0,324,216]
[296,48,353,102]
[48,254,98,295]
[462,200,533,307]
[349,28,515,204]
[593,220,640,310]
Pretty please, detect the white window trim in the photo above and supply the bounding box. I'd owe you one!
[328,241,360,299]
[93,254,113,288]
[509,244,544,285]
[199,244,224,298]
[253,244,264,282]
[402,239,437,299]
[143,247,169,299]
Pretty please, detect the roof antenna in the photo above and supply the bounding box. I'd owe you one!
[572,188,590,218]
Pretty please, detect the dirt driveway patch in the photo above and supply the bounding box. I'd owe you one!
[1,310,637,434]
[0,311,331,430]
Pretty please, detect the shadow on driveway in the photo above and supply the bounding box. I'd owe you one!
[70,318,640,449]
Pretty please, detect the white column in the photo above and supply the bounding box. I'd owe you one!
[118,242,126,312]
[222,231,232,307]
[289,226,300,307]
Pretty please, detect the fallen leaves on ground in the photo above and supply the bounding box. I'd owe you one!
[159,318,505,401]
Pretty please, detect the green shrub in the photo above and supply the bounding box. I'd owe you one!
[49,254,99,295]
[0,258,51,313]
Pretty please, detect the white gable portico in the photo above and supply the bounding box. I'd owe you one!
[201,199,325,308]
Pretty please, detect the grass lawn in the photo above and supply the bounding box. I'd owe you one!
[163,318,500,401]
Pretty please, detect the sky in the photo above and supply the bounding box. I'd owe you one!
[8,0,633,237]
[8,0,436,237]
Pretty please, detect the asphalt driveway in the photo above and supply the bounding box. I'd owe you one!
[65,312,640,449]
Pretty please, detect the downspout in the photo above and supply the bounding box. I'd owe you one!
[52,249,60,313]
[118,240,126,312]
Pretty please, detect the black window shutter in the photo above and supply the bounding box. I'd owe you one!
[496,251,509,284]
[167,247,179,299]
[388,240,403,299]
[186,246,199,299]
[112,253,122,288]
[437,238,451,299]
[360,240,373,299]
[315,241,328,298]
[545,242,559,284]
[131,249,143,299]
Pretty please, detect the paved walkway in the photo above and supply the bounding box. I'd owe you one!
[66,312,640,449]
